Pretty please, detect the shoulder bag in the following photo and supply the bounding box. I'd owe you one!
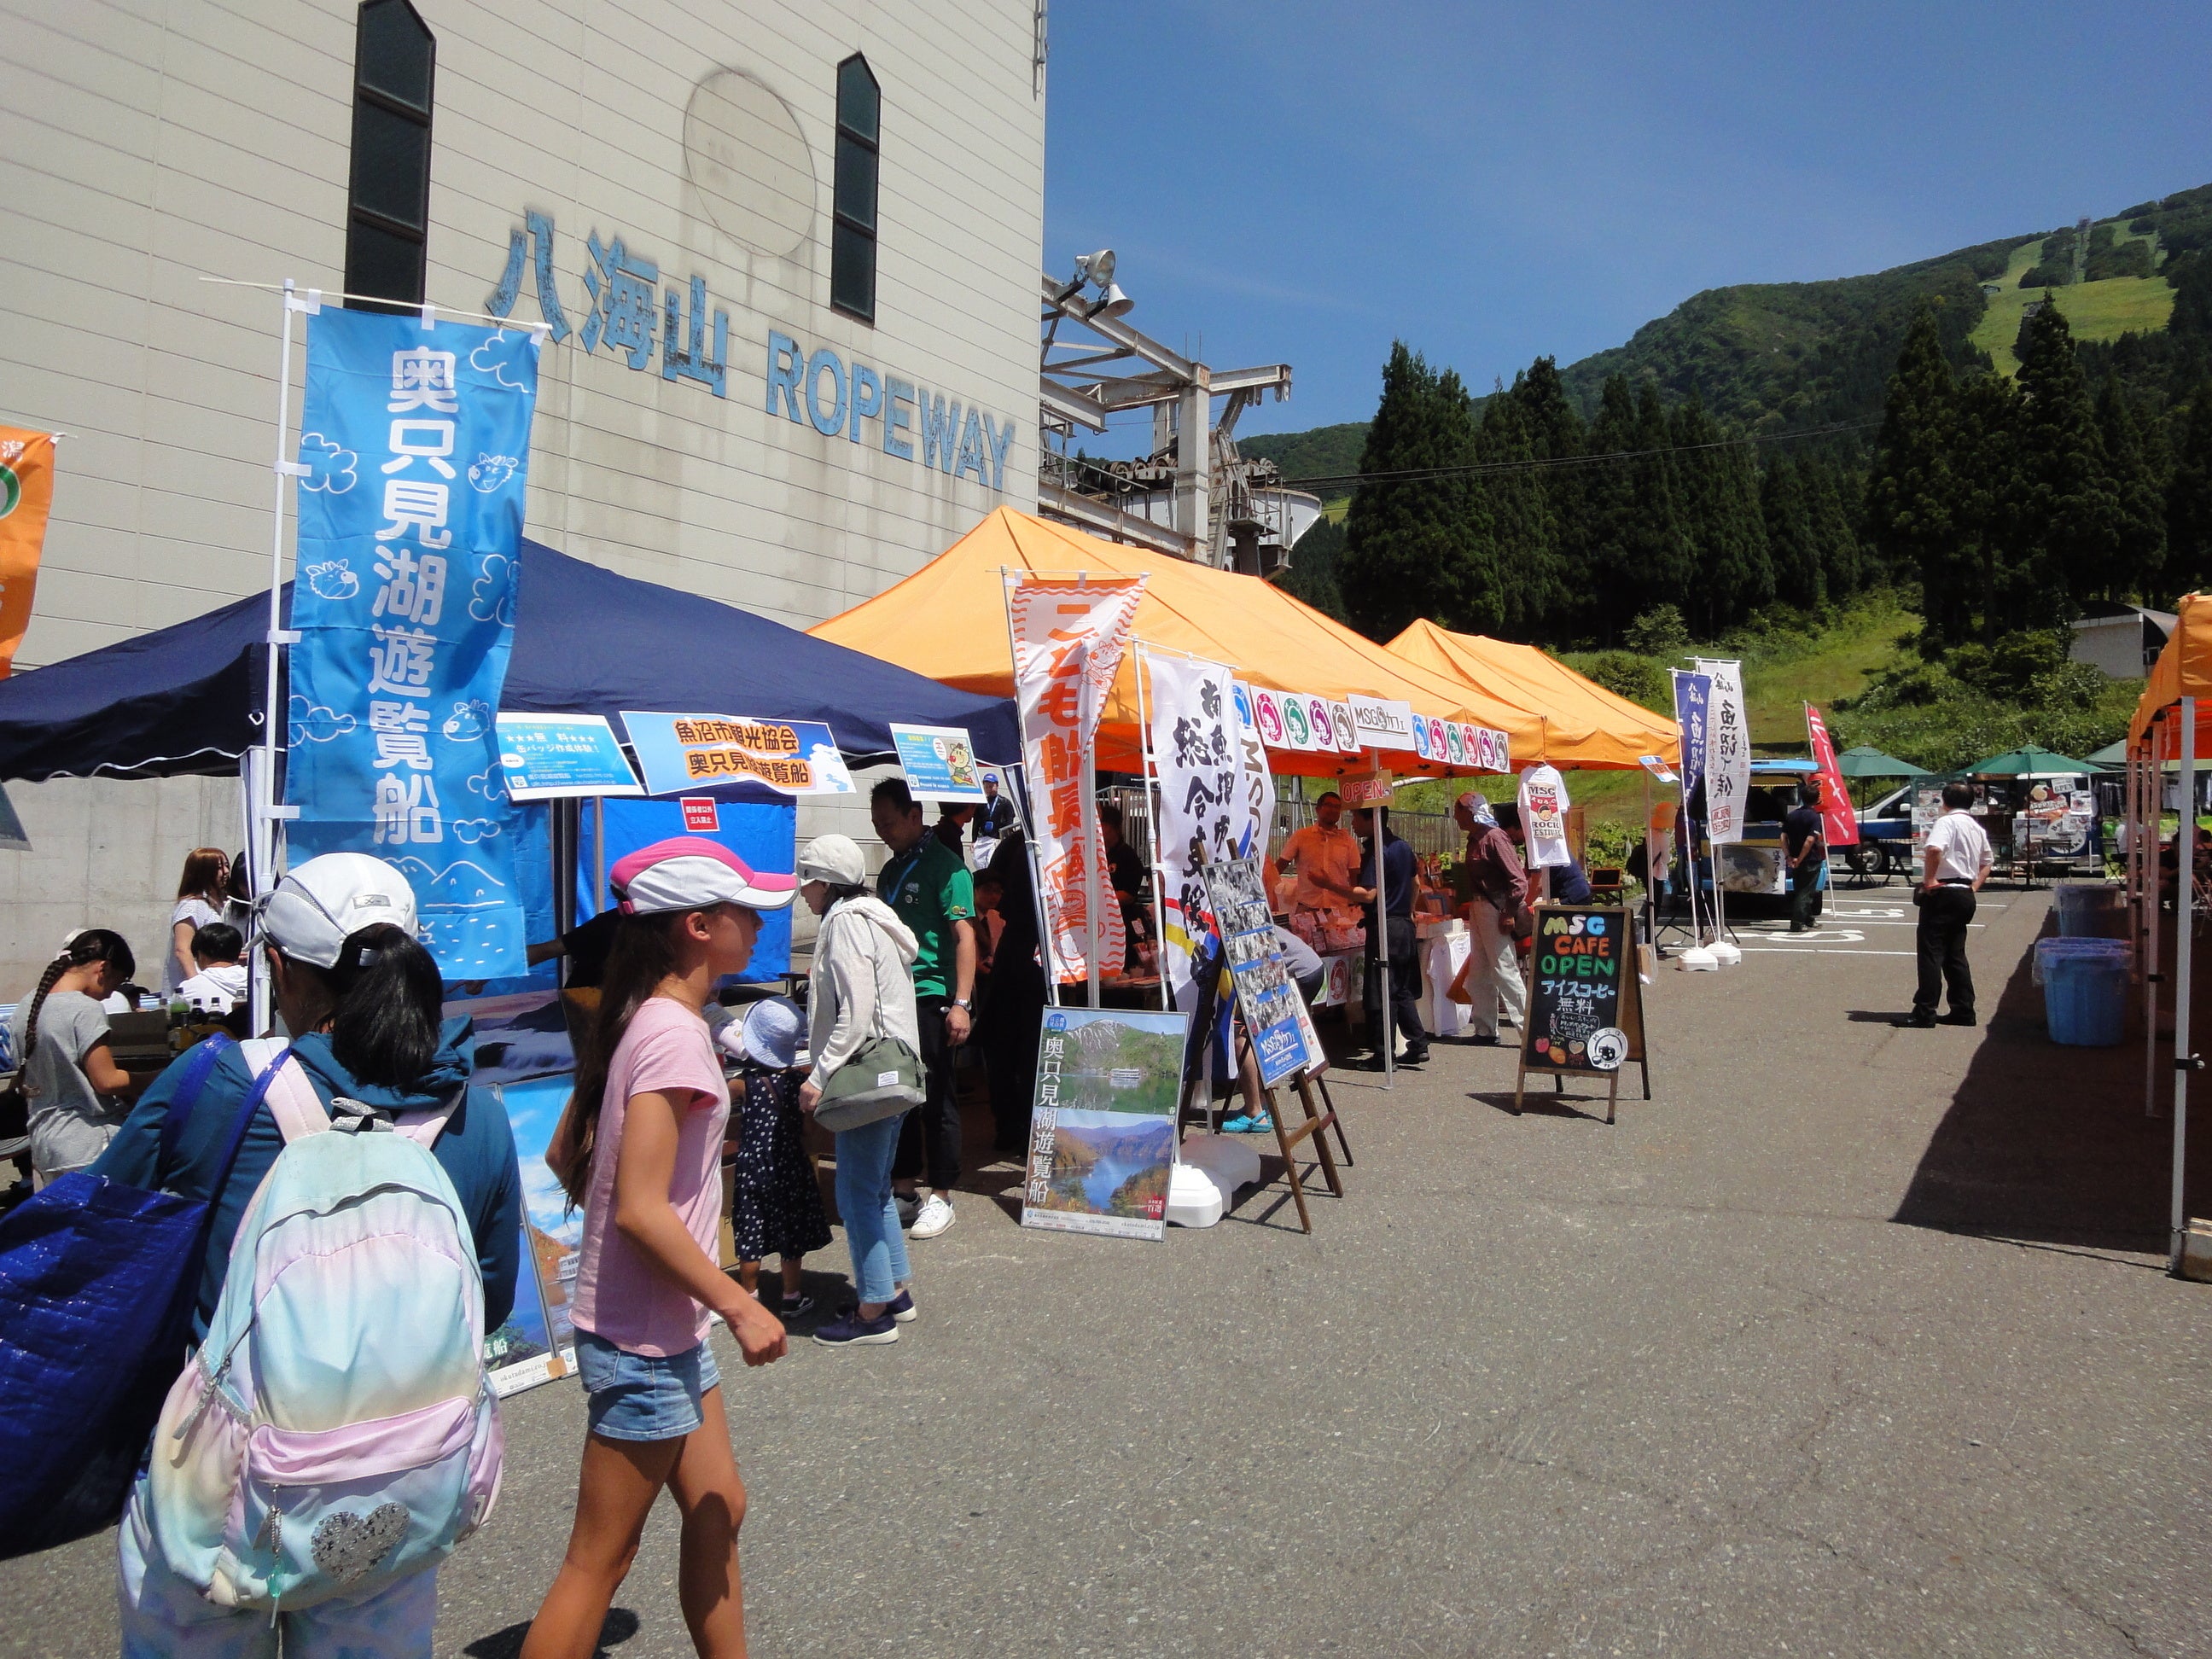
[812,910,926,1133]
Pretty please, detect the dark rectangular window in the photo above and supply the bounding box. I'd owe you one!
[345,0,434,313]
[830,54,879,323]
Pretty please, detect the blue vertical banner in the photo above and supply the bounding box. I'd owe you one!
[286,308,541,978]
[1671,670,1712,821]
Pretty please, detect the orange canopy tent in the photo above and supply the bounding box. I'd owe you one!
[1386,618,1679,770]
[809,508,1540,777]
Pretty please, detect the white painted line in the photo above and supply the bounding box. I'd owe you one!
[1737,946,1918,957]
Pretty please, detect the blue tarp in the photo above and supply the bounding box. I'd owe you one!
[0,538,1018,783]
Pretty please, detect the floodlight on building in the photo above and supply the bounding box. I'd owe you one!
[1074,247,1116,288]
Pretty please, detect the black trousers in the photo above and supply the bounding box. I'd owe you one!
[1912,885,1976,1016]
[1790,860,1825,930]
[981,972,1045,1151]
[1362,916,1427,1054]
[894,996,961,1192]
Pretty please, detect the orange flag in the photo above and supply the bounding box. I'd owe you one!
[0,428,57,678]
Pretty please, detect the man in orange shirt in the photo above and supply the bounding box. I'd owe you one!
[1276,791,1362,934]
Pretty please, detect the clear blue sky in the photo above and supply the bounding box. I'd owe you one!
[1043,1,2212,454]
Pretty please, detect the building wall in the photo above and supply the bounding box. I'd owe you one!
[2,0,1045,981]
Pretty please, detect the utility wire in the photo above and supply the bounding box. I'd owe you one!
[1271,417,1881,494]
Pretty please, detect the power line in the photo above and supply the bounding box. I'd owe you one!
[1273,417,1881,494]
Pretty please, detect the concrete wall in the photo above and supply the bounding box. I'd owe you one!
[0,776,239,998]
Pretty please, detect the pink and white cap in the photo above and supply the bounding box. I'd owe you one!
[609,835,796,916]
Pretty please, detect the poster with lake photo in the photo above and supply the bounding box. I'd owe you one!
[1020,1007,1187,1241]
[484,1073,585,1394]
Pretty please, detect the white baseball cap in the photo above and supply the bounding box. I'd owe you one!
[258,853,418,969]
[796,833,867,888]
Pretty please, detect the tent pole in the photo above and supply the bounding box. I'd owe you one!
[2175,696,2196,1273]
[2150,718,2167,1119]
[250,278,301,1037]
[2142,730,2157,1118]
[1374,748,1393,1091]
[1131,645,1173,1015]
[1079,574,1103,1013]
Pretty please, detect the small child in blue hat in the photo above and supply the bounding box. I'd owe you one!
[719,995,832,1317]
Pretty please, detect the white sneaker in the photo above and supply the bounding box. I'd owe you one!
[910,1194,956,1240]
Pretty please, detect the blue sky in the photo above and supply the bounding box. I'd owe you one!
[1043,1,2212,454]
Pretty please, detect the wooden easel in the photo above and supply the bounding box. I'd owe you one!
[1176,1070,1345,1233]
[1511,905,1652,1123]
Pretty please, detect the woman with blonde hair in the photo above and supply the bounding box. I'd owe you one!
[166,847,230,994]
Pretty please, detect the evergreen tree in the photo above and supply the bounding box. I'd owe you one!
[1948,372,2023,645]
[2001,303,2118,634]
[1762,457,1822,608]
[1668,396,1770,632]
[2093,375,2168,602]
[1510,356,1589,633]
[1478,381,1561,638]
[1866,306,1966,636]
[1802,456,1866,601]
[1580,376,1690,642]
[2170,379,2212,597]
[1338,343,1495,640]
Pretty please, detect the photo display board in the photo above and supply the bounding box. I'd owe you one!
[1021,1008,1187,1242]
[1201,857,1319,1086]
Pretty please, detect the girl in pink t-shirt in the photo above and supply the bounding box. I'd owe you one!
[523,838,796,1659]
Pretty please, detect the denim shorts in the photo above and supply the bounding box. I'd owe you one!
[575,1330,720,1442]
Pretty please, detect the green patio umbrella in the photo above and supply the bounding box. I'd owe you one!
[1835,745,1930,779]
[1966,743,2099,777]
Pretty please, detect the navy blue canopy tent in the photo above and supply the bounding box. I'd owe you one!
[0,538,1017,783]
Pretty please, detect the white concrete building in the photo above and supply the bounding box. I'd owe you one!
[0,0,1047,984]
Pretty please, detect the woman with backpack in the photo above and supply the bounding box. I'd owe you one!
[794,833,922,1349]
[521,838,794,1659]
[91,852,521,1655]
[7,928,141,1188]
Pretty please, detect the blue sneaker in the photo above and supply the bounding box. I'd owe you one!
[886,1289,917,1324]
[813,1311,899,1347]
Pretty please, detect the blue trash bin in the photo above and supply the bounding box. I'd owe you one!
[2037,938,2130,1045]
[2053,883,2128,940]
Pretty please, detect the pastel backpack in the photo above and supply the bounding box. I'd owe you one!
[145,1039,504,1610]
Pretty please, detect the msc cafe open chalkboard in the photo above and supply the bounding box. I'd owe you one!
[1514,903,1650,1122]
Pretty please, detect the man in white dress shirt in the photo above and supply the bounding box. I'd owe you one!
[1899,780,1993,1027]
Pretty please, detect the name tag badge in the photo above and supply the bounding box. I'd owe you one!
[876,1071,899,1087]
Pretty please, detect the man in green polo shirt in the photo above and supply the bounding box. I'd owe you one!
[871,777,977,1241]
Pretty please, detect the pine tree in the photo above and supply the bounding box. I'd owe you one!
[1668,396,1770,632]
[2170,379,2212,598]
[1948,372,2022,645]
[1479,381,1561,638]
[1510,356,1589,636]
[2093,375,2168,602]
[1762,457,1822,609]
[1339,343,1493,640]
[1802,456,1866,601]
[1865,306,1965,637]
[2001,302,2118,634]
[1580,376,1690,642]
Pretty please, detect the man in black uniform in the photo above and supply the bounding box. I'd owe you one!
[1784,778,1828,933]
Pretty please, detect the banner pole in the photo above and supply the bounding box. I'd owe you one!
[1000,568,1062,1006]
[2175,696,2196,1273]
[1078,573,1103,1012]
[250,279,303,1036]
[1132,644,1173,1015]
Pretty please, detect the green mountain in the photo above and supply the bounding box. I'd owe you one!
[1251,182,2212,476]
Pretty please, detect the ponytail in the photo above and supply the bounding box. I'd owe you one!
[549,911,685,1208]
[23,928,137,1070]
[317,923,444,1088]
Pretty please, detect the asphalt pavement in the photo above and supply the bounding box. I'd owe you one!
[9,879,2211,1657]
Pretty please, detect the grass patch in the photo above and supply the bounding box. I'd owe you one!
[1971,273,2178,375]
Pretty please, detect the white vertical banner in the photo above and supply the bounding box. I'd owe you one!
[1146,650,1247,1010]
[1006,572,1147,983]
[1697,657,1751,844]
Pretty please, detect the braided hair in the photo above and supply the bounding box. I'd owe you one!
[22,928,136,1071]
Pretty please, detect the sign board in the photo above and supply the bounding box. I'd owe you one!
[1515,903,1650,1121]
[1251,689,1286,748]
[1349,696,1415,749]
[680,797,720,832]
[1339,775,1395,805]
[889,723,985,801]
[620,711,855,798]
[1201,857,1315,1086]
[494,713,643,801]
[1328,700,1359,754]
[1021,1008,1186,1241]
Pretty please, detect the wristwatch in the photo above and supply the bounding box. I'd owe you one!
[951,997,972,1011]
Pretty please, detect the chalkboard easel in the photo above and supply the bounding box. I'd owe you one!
[1513,902,1651,1123]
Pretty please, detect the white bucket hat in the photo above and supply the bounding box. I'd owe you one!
[796,833,867,888]
[257,853,418,969]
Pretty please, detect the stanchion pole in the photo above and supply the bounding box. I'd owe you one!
[2174,697,2196,1273]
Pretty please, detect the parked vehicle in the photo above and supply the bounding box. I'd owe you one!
[1848,785,1914,877]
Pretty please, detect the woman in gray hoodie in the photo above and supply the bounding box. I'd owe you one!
[795,835,922,1348]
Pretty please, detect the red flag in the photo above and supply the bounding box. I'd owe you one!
[1805,703,1859,847]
